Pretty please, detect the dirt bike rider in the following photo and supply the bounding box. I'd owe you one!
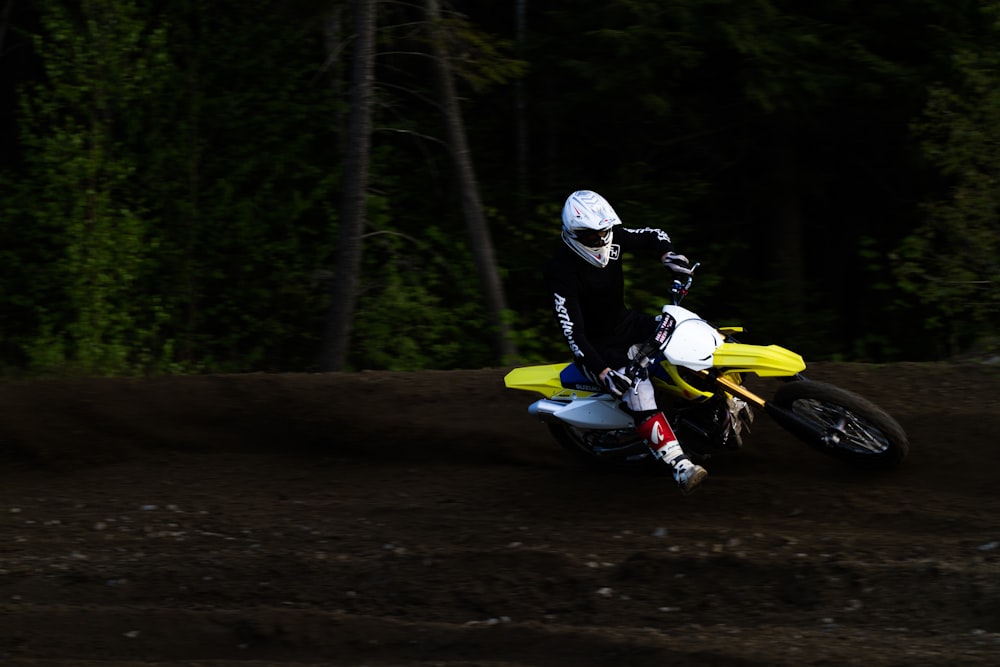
[544,189,708,494]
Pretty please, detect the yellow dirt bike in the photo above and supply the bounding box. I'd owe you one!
[504,268,908,472]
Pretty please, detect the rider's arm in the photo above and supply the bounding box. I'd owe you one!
[550,288,609,378]
[616,226,690,275]
[544,251,610,378]
[615,226,675,261]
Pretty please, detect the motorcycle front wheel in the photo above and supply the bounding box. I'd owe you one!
[546,423,660,473]
[772,380,908,469]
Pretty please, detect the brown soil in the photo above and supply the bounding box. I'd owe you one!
[1,362,999,666]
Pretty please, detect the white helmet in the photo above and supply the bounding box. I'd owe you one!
[561,190,621,268]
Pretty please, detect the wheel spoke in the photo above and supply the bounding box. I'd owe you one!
[772,379,907,468]
[793,399,891,455]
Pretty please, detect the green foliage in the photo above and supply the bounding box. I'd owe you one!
[3,0,344,374]
[348,216,494,370]
[145,0,344,372]
[896,4,1000,355]
[3,0,1000,374]
[439,11,527,93]
[13,0,172,373]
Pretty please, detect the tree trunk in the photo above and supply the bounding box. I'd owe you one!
[320,0,375,371]
[0,0,12,59]
[767,119,805,317]
[513,0,528,215]
[425,0,517,361]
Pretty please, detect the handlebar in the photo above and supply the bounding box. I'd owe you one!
[670,261,700,305]
[623,261,701,387]
[625,262,701,391]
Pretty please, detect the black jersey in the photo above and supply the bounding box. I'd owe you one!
[544,226,675,379]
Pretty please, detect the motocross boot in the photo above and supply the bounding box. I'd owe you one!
[637,412,707,495]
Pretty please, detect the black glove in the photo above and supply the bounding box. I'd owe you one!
[625,357,651,383]
[602,368,633,398]
[662,251,693,276]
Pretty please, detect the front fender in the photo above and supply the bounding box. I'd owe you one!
[712,342,806,376]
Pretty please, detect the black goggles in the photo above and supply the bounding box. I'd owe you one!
[573,228,611,247]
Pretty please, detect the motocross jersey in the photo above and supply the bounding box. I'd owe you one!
[545,226,675,380]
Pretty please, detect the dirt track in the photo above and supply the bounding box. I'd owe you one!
[1,362,999,666]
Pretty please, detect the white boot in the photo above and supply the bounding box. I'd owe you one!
[637,412,708,494]
[670,457,708,495]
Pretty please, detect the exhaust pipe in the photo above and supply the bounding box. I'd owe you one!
[527,398,636,430]
[528,398,569,423]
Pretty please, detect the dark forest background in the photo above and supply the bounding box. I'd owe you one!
[1,0,998,375]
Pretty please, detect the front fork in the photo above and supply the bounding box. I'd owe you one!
[664,371,756,451]
[709,372,768,408]
[705,372,835,447]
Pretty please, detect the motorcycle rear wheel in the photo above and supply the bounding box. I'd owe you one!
[772,380,908,469]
